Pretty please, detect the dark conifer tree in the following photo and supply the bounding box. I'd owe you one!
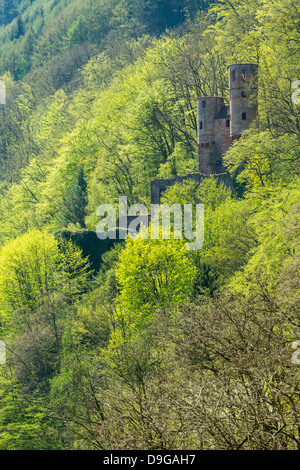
[58,166,88,229]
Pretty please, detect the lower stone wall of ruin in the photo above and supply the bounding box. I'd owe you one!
[150,172,233,205]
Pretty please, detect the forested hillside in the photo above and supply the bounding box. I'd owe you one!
[0,0,299,450]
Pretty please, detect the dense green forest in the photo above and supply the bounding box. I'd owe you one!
[0,0,299,450]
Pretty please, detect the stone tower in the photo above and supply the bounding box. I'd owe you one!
[197,63,258,175]
[197,97,231,175]
[228,63,258,140]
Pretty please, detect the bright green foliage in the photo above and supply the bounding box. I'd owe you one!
[56,238,93,298]
[224,131,300,187]
[161,180,199,206]
[0,371,63,450]
[0,230,92,325]
[0,230,59,317]
[115,236,197,324]
[161,177,247,289]
[196,177,232,211]
[228,185,300,294]
[161,176,232,209]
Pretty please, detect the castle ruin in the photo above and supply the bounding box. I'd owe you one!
[197,63,258,175]
[150,63,258,204]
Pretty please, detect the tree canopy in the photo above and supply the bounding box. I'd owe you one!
[0,0,299,451]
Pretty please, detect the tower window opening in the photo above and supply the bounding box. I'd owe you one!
[201,100,206,108]
[232,70,236,81]
[242,90,246,98]
[242,112,246,120]
[199,121,203,130]
[242,70,246,80]
[226,119,230,127]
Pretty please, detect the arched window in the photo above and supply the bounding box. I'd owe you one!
[201,100,206,108]
[232,70,236,81]
[199,121,203,130]
[226,119,230,127]
[242,112,246,120]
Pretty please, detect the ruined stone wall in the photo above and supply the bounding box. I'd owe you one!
[150,172,233,205]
